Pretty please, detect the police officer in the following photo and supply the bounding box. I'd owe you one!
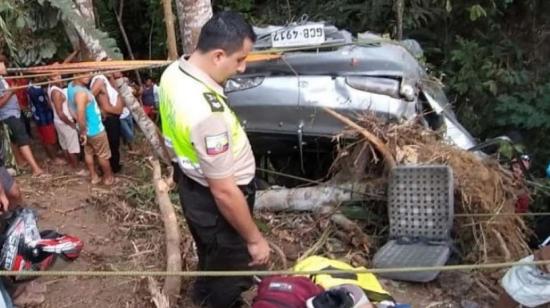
[159,12,270,308]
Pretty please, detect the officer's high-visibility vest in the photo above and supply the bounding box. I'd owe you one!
[159,61,249,176]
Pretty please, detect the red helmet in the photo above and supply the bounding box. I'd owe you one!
[0,209,83,279]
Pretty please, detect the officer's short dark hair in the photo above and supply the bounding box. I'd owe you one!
[196,11,256,55]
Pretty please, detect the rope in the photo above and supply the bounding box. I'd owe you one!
[4,54,280,77]
[0,259,549,277]
[6,60,172,73]
[5,69,97,80]
[3,67,152,80]
[4,64,167,91]
[455,212,550,218]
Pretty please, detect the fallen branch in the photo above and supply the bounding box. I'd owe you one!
[254,182,368,212]
[151,159,182,305]
[147,277,170,308]
[55,203,87,215]
[473,277,499,300]
[298,226,332,262]
[268,241,288,270]
[331,213,370,254]
[323,107,396,170]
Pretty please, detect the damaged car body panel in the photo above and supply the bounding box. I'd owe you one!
[421,86,477,150]
[226,25,476,161]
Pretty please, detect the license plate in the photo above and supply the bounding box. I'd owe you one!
[271,24,325,48]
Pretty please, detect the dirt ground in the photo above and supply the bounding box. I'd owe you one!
[15,159,150,307]
[5,137,499,308]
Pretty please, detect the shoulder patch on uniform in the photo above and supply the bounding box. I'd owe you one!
[205,132,229,156]
[203,93,224,112]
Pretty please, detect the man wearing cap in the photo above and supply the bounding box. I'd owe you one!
[159,11,270,308]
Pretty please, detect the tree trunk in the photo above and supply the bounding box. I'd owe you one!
[148,15,156,76]
[395,0,404,40]
[63,21,82,60]
[180,0,213,53]
[161,0,179,60]
[174,1,187,53]
[254,183,368,212]
[72,0,107,60]
[113,0,142,85]
[114,78,172,165]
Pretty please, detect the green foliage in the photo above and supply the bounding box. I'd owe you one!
[0,0,124,64]
[0,0,65,65]
[468,4,487,20]
[0,4,17,56]
[48,0,122,59]
[495,84,550,129]
[94,0,168,72]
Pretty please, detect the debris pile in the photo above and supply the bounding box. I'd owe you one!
[332,113,530,263]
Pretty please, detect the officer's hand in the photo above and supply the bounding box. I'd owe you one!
[247,236,270,267]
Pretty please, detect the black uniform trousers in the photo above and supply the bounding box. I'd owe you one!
[174,165,256,308]
[102,114,121,173]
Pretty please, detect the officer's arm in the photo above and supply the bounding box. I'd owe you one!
[208,177,263,243]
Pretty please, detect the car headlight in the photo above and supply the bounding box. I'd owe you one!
[400,84,416,101]
[225,76,265,93]
[345,76,400,99]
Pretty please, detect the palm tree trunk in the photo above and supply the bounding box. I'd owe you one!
[72,0,107,60]
[180,0,212,53]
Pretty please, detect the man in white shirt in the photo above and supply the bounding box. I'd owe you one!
[48,71,82,171]
[90,74,123,173]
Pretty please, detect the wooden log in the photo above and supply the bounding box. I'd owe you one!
[180,0,213,53]
[161,0,179,60]
[151,159,182,305]
[254,183,368,212]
